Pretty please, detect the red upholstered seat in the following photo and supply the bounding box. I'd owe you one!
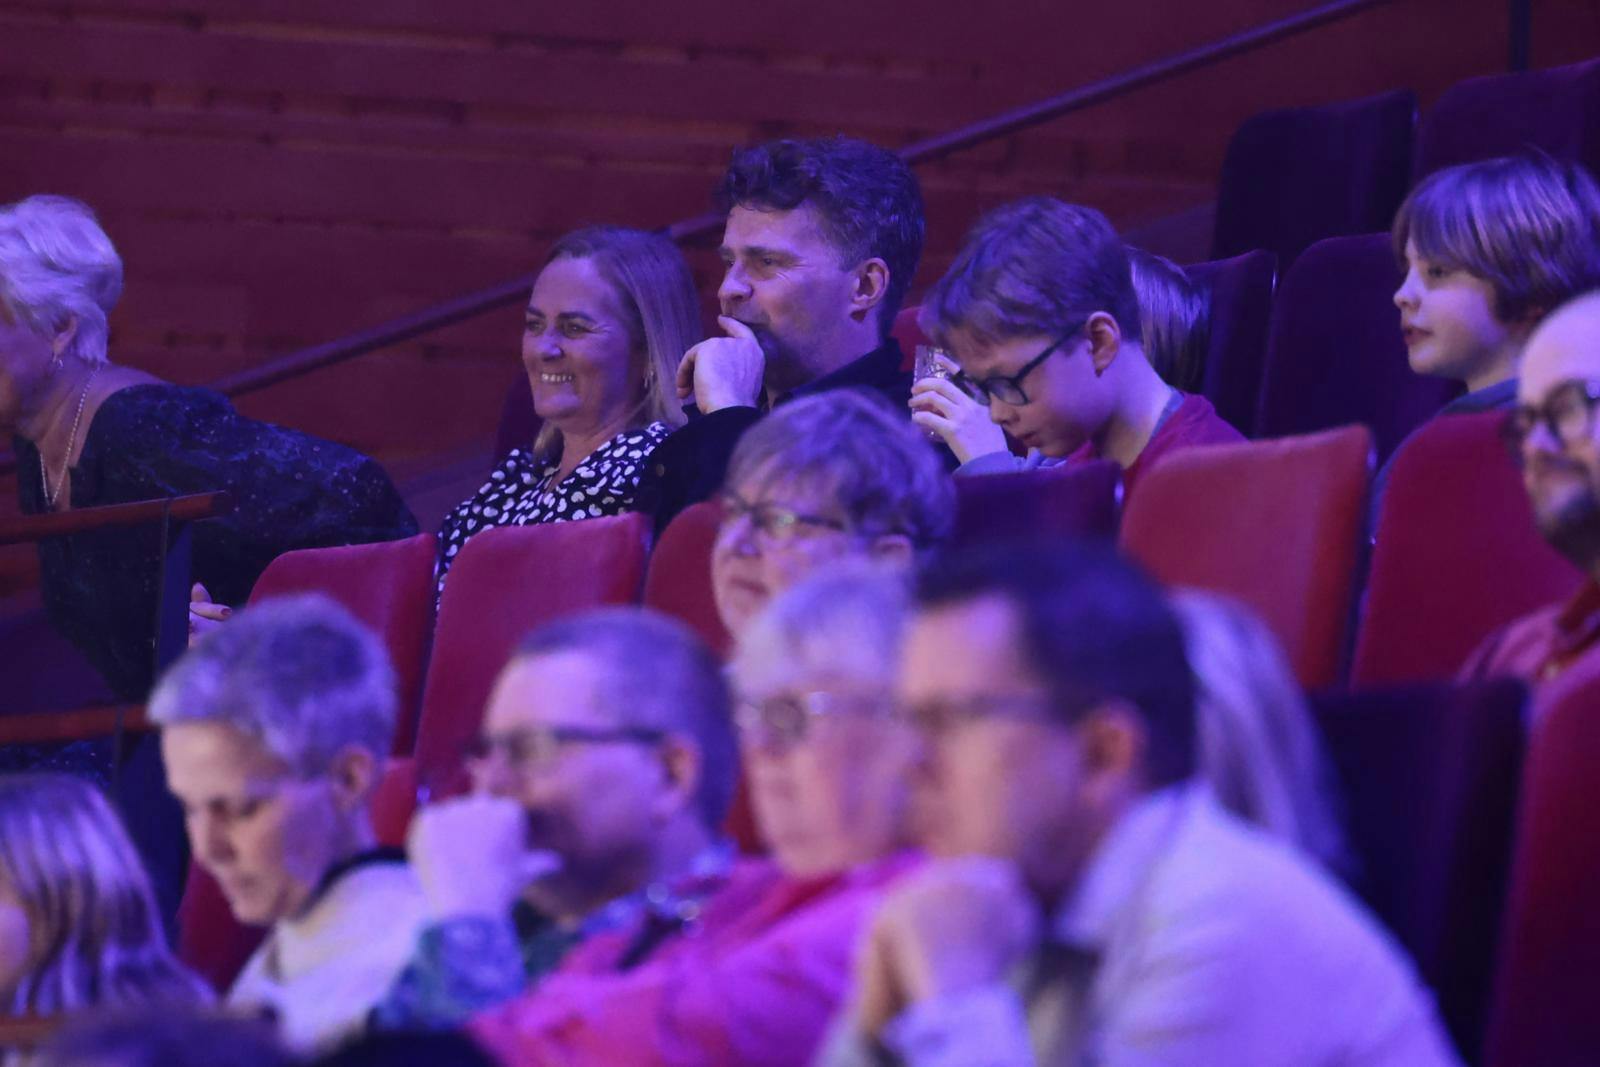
[1120,426,1371,689]
[1256,234,1458,467]
[951,461,1121,549]
[1416,57,1600,180]
[891,305,930,373]
[1186,250,1277,438]
[411,514,650,795]
[248,532,438,755]
[642,500,731,660]
[1353,412,1584,687]
[1485,654,1600,1067]
[1211,89,1415,269]
[493,372,545,463]
[177,756,421,993]
[1313,681,1527,1062]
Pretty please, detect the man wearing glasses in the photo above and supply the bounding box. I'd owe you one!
[372,609,740,1030]
[824,543,1459,1067]
[909,197,1240,493]
[1467,292,1600,685]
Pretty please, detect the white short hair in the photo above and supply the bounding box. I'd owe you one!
[149,594,397,775]
[0,195,123,365]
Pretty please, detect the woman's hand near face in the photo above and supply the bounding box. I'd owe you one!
[910,363,1008,465]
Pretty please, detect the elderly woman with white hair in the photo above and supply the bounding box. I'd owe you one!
[149,594,424,1053]
[0,195,416,720]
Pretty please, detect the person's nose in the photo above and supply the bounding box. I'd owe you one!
[718,262,752,309]
[1393,268,1420,313]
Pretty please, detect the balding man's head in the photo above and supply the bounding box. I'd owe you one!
[1513,291,1600,572]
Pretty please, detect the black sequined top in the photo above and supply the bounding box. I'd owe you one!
[13,384,418,701]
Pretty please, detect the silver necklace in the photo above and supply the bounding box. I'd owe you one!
[39,363,100,509]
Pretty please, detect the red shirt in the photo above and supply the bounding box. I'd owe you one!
[1068,393,1243,495]
[468,853,919,1067]
[1461,579,1600,687]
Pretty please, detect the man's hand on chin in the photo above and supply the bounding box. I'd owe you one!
[677,315,768,414]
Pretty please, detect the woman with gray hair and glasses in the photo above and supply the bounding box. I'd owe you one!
[0,195,416,753]
[149,594,424,1053]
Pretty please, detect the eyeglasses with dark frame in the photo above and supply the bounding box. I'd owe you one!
[718,492,854,545]
[463,724,665,778]
[735,690,893,750]
[951,320,1088,406]
[1500,379,1600,460]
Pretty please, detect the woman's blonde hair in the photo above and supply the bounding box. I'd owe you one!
[0,775,211,1015]
[529,226,701,461]
[1172,591,1351,875]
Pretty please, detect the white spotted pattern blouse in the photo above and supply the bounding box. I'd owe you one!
[434,422,670,599]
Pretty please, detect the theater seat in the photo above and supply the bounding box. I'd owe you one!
[248,532,438,755]
[177,756,421,993]
[411,514,651,795]
[1313,681,1527,1062]
[1211,89,1416,269]
[951,461,1121,548]
[1416,57,1600,180]
[493,372,545,463]
[642,500,731,660]
[1485,654,1600,1067]
[1121,426,1370,689]
[1187,250,1277,438]
[891,305,931,373]
[1353,412,1584,687]
[1256,234,1458,466]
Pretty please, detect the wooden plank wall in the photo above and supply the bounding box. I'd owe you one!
[0,0,1596,599]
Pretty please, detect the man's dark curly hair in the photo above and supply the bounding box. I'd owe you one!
[714,136,925,338]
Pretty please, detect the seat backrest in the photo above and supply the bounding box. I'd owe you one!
[248,532,438,755]
[1486,654,1600,1067]
[1416,57,1600,180]
[493,372,544,463]
[411,514,650,794]
[1121,426,1370,689]
[642,500,731,660]
[177,756,420,993]
[1211,89,1416,268]
[1256,233,1459,466]
[1313,681,1527,1062]
[951,461,1121,549]
[1353,412,1584,687]
[1187,249,1278,437]
[891,305,930,373]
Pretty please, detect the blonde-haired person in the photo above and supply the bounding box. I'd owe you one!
[1127,247,1211,394]
[1173,589,1350,875]
[0,193,417,733]
[434,225,700,599]
[0,775,211,1020]
[1374,152,1600,529]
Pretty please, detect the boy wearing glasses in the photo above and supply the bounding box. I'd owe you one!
[910,197,1240,492]
[1467,293,1600,685]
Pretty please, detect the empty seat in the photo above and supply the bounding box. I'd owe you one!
[951,461,1121,548]
[1416,57,1600,180]
[1212,89,1416,269]
[1256,234,1459,466]
[177,756,421,993]
[248,532,438,754]
[642,500,731,660]
[1187,249,1278,437]
[493,373,545,463]
[1353,412,1583,687]
[1485,654,1600,1067]
[891,305,931,373]
[1314,680,1527,1062]
[411,514,650,794]
[1121,426,1371,689]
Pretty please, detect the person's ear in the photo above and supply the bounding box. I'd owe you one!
[652,734,703,823]
[1074,701,1147,801]
[1085,312,1125,378]
[327,745,380,815]
[866,532,915,569]
[850,258,892,321]
[51,316,79,364]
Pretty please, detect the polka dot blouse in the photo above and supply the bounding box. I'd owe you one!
[435,422,670,599]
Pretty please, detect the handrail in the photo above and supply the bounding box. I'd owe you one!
[0,0,1387,477]
[0,704,150,746]
[0,491,233,546]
